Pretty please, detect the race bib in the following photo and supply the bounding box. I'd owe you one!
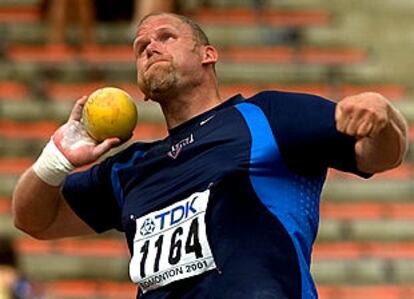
[129,189,217,293]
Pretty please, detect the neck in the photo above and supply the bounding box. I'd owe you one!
[156,83,223,129]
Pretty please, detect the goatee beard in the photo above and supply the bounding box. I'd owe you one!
[142,66,177,100]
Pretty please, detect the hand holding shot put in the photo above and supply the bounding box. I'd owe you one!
[41,87,137,173]
[12,87,137,239]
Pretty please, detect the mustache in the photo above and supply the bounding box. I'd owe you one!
[146,55,173,70]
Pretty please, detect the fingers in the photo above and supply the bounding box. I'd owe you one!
[92,137,121,157]
[356,118,374,138]
[69,96,88,121]
[336,93,389,139]
[339,111,374,139]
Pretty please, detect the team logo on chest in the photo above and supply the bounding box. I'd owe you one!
[168,134,194,159]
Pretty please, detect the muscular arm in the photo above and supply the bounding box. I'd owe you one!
[12,168,94,240]
[12,97,120,240]
[336,92,408,174]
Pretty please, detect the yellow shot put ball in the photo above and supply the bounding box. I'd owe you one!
[82,87,138,142]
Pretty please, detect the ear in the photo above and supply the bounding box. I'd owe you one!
[201,45,218,66]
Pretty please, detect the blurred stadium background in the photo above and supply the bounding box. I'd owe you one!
[1,0,414,298]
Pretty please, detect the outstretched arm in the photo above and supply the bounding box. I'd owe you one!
[12,96,121,240]
[335,92,408,174]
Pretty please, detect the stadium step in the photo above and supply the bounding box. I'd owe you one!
[1,122,412,160]
[0,3,39,23]
[0,80,29,100]
[190,8,330,27]
[318,284,414,299]
[0,22,299,46]
[0,4,331,27]
[41,280,136,299]
[4,198,414,227]
[0,57,388,85]
[321,202,414,220]
[0,99,163,123]
[322,177,414,202]
[0,174,17,196]
[5,44,367,65]
[313,258,414,284]
[314,242,414,260]
[327,165,414,180]
[20,279,414,299]
[0,196,19,237]
[12,237,414,283]
[0,80,408,103]
[16,237,414,262]
[0,157,408,181]
[5,92,411,127]
[37,81,411,102]
[318,218,414,242]
[0,120,166,141]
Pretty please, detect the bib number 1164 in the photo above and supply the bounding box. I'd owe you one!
[129,189,217,293]
[139,217,202,278]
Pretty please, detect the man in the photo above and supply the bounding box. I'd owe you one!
[13,13,407,299]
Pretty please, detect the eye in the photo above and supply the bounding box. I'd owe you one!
[134,41,149,57]
[159,32,175,42]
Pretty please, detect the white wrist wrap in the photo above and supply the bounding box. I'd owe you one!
[32,140,75,186]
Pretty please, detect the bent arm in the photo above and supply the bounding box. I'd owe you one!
[336,92,408,174]
[12,168,95,240]
[12,96,121,240]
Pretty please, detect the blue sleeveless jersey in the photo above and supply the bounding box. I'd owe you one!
[63,91,367,299]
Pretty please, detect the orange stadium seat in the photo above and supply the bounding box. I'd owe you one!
[16,238,128,257]
[314,242,414,260]
[327,164,414,180]
[0,81,29,100]
[0,197,10,214]
[0,120,59,139]
[0,6,40,23]
[0,158,34,175]
[191,8,331,27]
[44,82,407,103]
[0,120,167,141]
[300,47,366,65]
[6,45,77,63]
[318,285,414,299]
[339,84,407,101]
[46,82,145,102]
[44,280,136,299]
[321,202,414,220]
[5,44,366,66]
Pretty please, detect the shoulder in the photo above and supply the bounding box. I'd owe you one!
[238,90,336,128]
[245,90,335,110]
[107,140,159,162]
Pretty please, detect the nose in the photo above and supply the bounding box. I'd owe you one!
[146,39,161,57]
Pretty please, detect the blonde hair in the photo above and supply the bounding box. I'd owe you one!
[137,12,210,46]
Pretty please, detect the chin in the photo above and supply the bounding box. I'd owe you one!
[145,73,177,96]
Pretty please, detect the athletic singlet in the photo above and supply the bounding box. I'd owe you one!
[63,91,369,299]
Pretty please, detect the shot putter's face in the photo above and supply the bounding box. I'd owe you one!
[133,15,204,99]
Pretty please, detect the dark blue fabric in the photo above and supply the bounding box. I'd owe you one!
[252,91,369,177]
[112,150,146,207]
[236,102,325,299]
[63,91,365,298]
